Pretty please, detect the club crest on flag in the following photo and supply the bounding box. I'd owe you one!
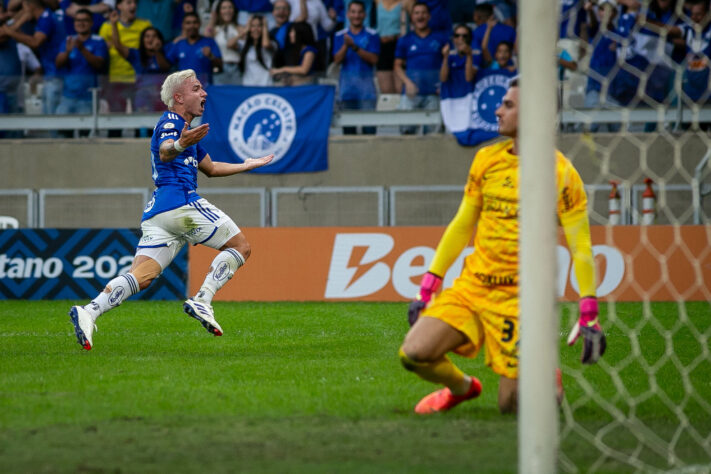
[440,69,516,147]
[203,85,334,173]
[471,74,510,132]
[228,93,297,164]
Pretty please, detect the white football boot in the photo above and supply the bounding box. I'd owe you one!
[183,298,223,336]
[69,306,96,350]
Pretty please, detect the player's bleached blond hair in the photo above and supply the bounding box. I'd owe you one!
[160,69,196,108]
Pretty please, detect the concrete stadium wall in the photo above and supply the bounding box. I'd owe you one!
[1,133,709,227]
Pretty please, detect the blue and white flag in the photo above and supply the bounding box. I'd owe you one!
[440,69,515,147]
[202,85,335,173]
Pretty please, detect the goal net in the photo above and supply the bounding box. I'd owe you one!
[551,1,711,472]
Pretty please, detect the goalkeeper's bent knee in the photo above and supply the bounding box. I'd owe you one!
[399,347,431,372]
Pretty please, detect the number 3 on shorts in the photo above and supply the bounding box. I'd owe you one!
[501,319,515,343]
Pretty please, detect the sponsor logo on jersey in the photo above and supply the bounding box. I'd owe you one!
[228,93,296,164]
[143,195,155,213]
[474,272,517,286]
[160,131,178,139]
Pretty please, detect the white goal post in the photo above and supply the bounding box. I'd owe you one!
[518,0,560,473]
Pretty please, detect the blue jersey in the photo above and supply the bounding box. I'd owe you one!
[236,0,272,12]
[60,0,106,34]
[333,27,380,101]
[440,51,473,100]
[36,8,67,78]
[472,22,516,61]
[422,0,451,34]
[559,0,585,39]
[166,36,222,85]
[142,111,208,221]
[59,34,108,100]
[127,48,165,75]
[0,37,21,94]
[395,31,448,95]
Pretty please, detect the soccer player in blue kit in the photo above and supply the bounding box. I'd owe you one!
[69,69,273,350]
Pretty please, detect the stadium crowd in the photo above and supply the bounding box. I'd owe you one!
[1,0,711,135]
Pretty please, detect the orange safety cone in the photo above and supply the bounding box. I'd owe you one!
[641,178,656,225]
[609,180,621,225]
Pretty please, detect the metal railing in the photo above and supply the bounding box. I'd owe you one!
[5,105,711,136]
[0,189,36,228]
[270,186,387,227]
[3,184,707,228]
[198,187,269,228]
[38,188,150,228]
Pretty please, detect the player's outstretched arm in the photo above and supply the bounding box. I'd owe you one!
[199,154,274,177]
[159,122,210,162]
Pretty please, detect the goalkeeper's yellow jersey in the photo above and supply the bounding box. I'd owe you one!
[429,138,596,315]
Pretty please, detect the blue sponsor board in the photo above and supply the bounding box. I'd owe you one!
[0,229,186,300]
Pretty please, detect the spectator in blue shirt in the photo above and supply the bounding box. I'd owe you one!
[560,0,586,40]
[1,0,66,114]
[109,10,170,112]
[439,24,475,97]
[0,27,21,116]
[270,21,317,85]
[270,0,291,47]
[582,0,621,132]
[394,1,448,134]
[61,0,111,35]
[333,0,380,134]
[611,0,677,107]
[405,0,450,34]
[486,40,516,73]
[670,0,711,103]
[344,0,372,28]
[55,8,107,115]
[472,3,516,68]
[167,12,223,86]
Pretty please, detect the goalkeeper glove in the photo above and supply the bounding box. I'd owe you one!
[408,272,442,326]
[567,297,607,364]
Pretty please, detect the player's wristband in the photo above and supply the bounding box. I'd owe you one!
[173,140,186,153]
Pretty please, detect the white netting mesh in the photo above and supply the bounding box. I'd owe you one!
[556,1,711,471]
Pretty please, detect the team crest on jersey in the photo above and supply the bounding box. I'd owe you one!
[471,74,510,132]
[228,93,296,164]
[164,122,175,129]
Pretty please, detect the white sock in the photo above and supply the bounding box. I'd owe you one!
[84,273,140,322]
[195,249,244,304]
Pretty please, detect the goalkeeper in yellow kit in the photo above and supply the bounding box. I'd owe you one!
[399,77,606,415]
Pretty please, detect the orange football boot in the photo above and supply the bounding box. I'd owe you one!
[414,376,483,414]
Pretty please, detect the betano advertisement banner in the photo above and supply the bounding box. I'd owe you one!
[0,229,187,300]
[189,226,711,302]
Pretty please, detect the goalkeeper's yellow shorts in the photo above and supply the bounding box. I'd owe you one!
[421,281,520,379]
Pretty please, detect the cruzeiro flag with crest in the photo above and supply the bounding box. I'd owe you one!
[440,68,517,147]
[201,85,335,173]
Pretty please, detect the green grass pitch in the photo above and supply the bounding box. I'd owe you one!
[0,300,709,473]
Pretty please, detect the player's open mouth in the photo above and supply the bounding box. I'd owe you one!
[200,100,205,108]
